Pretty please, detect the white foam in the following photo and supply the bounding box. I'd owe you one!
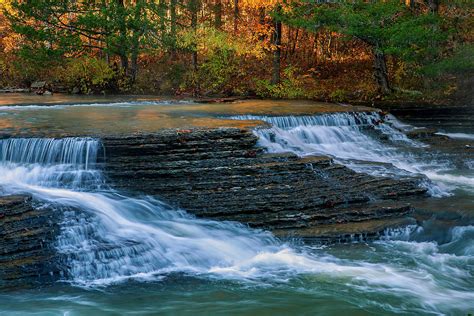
[0,137,472,314]
[230,113,474,196]
[436,132,474,140]
[0,100,194,111]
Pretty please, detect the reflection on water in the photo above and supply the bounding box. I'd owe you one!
[0,94,173,106]
[0,94,373,136]
[1,94,473,315]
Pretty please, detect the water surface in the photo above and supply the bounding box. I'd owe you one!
[0,96,473,315]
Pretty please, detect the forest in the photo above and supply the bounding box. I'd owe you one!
[0,0,472,102]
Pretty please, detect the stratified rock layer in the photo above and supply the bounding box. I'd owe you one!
[0,195,62,288]
[103,128,427,235]
[0,127,429,287]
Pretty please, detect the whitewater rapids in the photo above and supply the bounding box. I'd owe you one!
[0,131,473,314]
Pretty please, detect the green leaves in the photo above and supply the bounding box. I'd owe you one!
[7,0,163,68]
[423,43,474,76]
[59,57,115,94]
[284,0,446,61]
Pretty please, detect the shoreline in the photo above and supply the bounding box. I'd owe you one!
[0,91,462,109]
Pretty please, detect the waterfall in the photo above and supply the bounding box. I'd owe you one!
[230,112,422,158]
[0,137,289,285]
[229,112,473,196]
[0,138,103,189]
[0,136,472,313]
[0,137,101,167]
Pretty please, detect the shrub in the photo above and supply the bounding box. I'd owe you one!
[179,26,263,95]
[329,89,350,102]
[58,57,115,94]
[255,66,306,99]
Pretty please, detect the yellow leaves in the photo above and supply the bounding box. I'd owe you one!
[0,1,19,53]
[240,0,280,9]
[2,33,21,53]
[0,0,13,13]
[178,26,269,59]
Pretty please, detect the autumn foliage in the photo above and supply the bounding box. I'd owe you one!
[0,0,472,102]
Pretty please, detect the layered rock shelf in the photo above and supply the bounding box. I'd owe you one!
[0,126,432,287]
[103,128,427,235]
[0,195,61,288]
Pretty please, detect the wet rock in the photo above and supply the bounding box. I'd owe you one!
[0,195,63,289]
[0,126,430,287]
[406,128,438,139]
[103,128,427,236]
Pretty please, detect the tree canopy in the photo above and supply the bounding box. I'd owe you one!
[0,0,472,100]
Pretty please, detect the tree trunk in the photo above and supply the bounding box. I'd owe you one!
[271,5,282,85]
[130,31,140,81]
[233,0,239,33]
[169,0,178,58]
[170,0,177,37]
[214,0,222,29]
[189,0,200,71]
[373,49,392,95]
[291,28,299,57]
[130,45,139,82]
[129,0,145,82]
[116,0,129,75]
[258,7,266,41]
[427,0,439,14]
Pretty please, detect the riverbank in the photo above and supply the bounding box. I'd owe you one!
[2,87,469,109]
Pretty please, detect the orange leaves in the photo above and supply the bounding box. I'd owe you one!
[240,0,280,9]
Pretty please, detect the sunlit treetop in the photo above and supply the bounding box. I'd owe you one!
[241,0,281,9]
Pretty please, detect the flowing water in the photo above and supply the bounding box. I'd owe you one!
[0,98,473,315]
[230,112,474,196]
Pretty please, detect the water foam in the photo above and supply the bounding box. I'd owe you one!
[229,112,474,195]
[436,132,474,140]
[0,137,472,314]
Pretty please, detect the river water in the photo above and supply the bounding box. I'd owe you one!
[0,97,473,315]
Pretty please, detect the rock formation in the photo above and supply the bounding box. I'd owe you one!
[103,128,427,237]
[0,195,62,288]
[0,126,431,286]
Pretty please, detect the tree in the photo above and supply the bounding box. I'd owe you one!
[188,0,200,71]
[271,3,282,84]
[427,0,440,14]
[233,0,239,33]
[6,0,161,82]
[214,0,222,29]
[283,0,446,94]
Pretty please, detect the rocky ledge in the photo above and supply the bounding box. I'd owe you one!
[103,128,427,237]
[0,195,62,288]
[0,127,430,287]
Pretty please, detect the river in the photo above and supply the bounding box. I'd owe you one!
[0,96,472,315]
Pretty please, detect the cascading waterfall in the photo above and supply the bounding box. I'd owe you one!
[0,136,473,314]
[0,138,104,189]
[230,112,474,195]
[0,137,101,166]
[230,112,428,174]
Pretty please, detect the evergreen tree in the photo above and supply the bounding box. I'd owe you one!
[7,0,161,82]
[283,0,447,94]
